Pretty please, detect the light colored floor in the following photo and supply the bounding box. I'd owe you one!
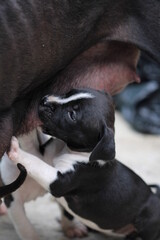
[0,112,160,240]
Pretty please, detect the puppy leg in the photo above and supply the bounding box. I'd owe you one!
[6,195,39,240]
[60,207,88,238]
[138,221,160,240]
[0,202,7,215]
[125,232,141,240]
[8,137,58,191]
[134,196,160,240]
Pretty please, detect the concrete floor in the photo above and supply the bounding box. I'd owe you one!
[0,112,160,240]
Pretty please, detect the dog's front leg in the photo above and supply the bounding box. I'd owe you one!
[7,197,40,240]
[8,137,58,191]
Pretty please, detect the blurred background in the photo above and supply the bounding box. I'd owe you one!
[114,52,160,135]
[0,53,160,240]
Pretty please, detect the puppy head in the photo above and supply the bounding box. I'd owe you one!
[39,88,115,161]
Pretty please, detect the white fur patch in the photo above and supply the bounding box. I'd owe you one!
[47,93,95,105]
[53,146,90,174]
[97,160,106,167]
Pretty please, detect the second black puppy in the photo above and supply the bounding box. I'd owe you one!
[8,88,160,239]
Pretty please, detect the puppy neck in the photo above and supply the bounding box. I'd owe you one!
[65,145,106,167]
[66,145,91,158]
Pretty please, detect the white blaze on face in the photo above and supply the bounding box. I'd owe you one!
[47,92,95,105]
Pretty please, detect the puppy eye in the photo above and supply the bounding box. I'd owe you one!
[68,110,76,122]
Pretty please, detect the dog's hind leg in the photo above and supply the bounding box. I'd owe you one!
[125,232,141,240]
[134,196,160,240]
[6,195,40,240]
[60,207,88,238]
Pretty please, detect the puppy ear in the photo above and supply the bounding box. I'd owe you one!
[89,125,115,162]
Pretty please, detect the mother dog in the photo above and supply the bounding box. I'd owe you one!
[0,0,160,161]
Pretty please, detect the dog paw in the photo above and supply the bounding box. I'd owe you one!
[64,224,88,238]
[61,217,88,238]
[0,202,7,215]
[8,137,20,163]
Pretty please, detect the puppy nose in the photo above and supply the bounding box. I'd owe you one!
[40,96,50,106]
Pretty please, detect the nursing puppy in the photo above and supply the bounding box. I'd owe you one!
[8,88,160,240]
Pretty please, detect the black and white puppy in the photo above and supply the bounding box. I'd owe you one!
[8,88,160,240]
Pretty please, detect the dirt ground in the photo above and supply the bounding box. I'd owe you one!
[0,112,160,240]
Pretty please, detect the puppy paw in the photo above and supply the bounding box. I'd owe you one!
[0,202,7,215]
[8,137,20,163]
[63,223,88,238]
[61,215,88,238]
